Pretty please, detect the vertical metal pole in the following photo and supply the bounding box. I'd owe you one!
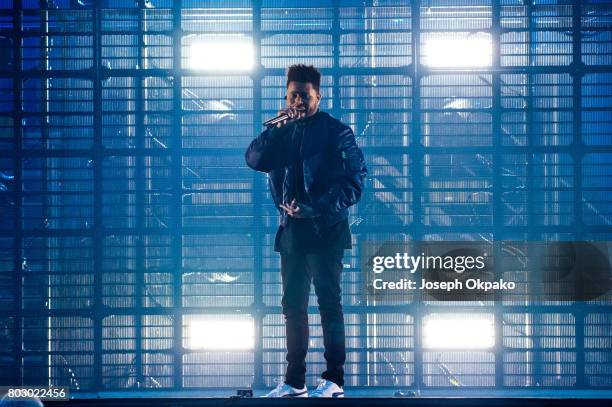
[251,0,264,389]
[92,1,103,391]
[410,0,424,391]
[13,0,23,387]
[332,0,365,387]
[331,0,341,120]
[526,0,534,241]
[40,0,51,387]
[171,0,183,390]
[135,0,146,388]
[571,0,585,389]
[491,0,504,390]
[525,0,538,386]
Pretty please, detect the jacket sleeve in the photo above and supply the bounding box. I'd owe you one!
[311,124,367,216]
[244,125,293,173]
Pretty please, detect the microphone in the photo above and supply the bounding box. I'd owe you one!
[263,107,306,128]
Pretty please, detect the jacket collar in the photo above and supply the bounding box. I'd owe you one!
[296,110,323,127]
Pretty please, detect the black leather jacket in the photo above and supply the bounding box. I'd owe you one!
[245,111,367,229]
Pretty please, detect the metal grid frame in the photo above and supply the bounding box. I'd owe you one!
[0,0,611,394]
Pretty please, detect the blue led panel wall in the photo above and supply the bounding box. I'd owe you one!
[0,0,610,394]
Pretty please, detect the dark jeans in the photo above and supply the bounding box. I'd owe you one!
[280,248,346,389]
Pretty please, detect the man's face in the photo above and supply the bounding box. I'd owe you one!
[285,81,321,117]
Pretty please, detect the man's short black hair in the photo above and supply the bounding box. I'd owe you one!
[286,64,321,91]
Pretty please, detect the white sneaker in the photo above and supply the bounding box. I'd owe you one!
[309,378,344,398]
[261,381,308,398]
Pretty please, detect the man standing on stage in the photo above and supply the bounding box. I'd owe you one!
[245,64,367,398]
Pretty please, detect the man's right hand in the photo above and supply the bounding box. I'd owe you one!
[276,106,306,128]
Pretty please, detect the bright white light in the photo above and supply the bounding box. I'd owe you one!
[423,34,492,67]
[187,317,254,350]
[423,314,495,349]
[189,37,254,71]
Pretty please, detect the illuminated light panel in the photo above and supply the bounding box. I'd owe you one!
[423,313,495,349]
[423,34,492,67]
[187,317,254,350]
[189,37,254,71]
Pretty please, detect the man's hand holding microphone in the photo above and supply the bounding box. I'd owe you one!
[275,105,306,128]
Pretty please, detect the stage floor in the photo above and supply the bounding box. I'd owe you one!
[39,389,612,407]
